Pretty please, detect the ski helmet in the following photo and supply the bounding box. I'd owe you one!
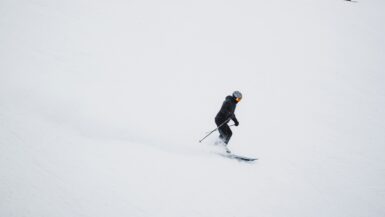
[233,91,242,99]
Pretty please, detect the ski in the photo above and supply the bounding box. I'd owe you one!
[218,152,258,162]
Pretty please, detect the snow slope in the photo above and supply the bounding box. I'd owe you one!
[1,0,385,216]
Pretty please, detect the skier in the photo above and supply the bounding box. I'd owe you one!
[215,91,242,151]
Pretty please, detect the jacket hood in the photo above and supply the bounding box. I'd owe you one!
[226,95,237,103]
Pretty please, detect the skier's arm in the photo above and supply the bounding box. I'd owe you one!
[231,114,239,126]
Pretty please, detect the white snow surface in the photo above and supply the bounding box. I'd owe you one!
[1,0,385,216]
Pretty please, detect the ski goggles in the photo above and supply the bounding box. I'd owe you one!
[235,97,242,102]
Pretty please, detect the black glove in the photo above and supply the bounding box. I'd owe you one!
[234,121,239,126]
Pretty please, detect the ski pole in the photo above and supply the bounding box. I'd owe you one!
[199,118,231,143]
[206,124,233,133]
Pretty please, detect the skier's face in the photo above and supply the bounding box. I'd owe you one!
[236,97,241,103]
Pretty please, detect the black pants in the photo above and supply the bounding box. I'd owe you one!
[215,117,232,145]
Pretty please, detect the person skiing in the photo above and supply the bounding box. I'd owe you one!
[215,91,242,150]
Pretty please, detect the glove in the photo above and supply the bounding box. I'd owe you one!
[234,121,239,126]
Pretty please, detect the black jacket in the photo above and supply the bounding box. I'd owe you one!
[216,95,239,124]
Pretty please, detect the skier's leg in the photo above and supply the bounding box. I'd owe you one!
[221,125,232,153]
[217,127,226,144]
[215,117,227,143]
[222,124,232,145]
[214,118,232,153]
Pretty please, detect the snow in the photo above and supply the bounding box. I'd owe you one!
[1,0,385,216]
